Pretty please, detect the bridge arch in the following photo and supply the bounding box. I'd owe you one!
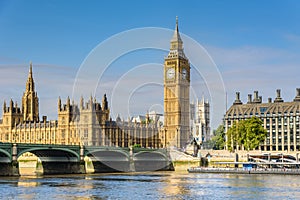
[133,151,171,171]
[86,149,130,161]
[134,151,168,161]
[18,147,80,162]
[0,149,11,163]
[85,149,130,172]
[16,147,83,175]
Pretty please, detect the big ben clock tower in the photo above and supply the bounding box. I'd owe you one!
[164,17,190,148]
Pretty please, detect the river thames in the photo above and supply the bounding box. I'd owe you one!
[0,171,299,199]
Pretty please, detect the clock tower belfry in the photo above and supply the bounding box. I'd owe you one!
[163,17,190,148]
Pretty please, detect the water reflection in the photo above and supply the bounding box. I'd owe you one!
[159,172,191,198]
[0,172,299,199]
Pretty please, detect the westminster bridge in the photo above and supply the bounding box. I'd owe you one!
[0,143,173,176]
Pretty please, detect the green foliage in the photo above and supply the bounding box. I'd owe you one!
[133,144,141,148]
[210,124,225,150]
[227,121,239,151]
[227,117,267,151]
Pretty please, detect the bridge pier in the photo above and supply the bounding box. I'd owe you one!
[129,146,135,172]
[0,162,19,176]
[0,144,20,176]
[80,145,86,174]
[12,144,20,176]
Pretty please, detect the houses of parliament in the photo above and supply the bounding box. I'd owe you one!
[0,62,162,147]
[0,19,198,149]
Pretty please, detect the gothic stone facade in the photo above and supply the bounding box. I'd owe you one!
[190,98,210,145]
[0,19,192,149]
[225,89,300,152]
[0,63,161,148]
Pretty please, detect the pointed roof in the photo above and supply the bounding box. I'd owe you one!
[171,16,183,43]
[168,16,186,59]
[25,62,35,92]
[29,61,33,78]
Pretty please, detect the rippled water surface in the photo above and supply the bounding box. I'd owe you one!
[0,171,299,199]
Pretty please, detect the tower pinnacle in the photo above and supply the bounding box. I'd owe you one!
[168,17,186,59]
[26,62,35,92]
[176,16,178,31]
[22,62,39,122]
[29,61,33,76]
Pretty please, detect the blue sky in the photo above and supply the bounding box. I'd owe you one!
[1,0,300,129]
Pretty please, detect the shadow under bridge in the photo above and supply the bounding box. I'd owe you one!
[133,149,173,171]
[17,145,82,175]
[85,147,130,172]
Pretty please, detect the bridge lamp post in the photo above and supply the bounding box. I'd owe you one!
[81,136,84,146]
[290,127,293,151]
[164,128,167,148]
[176,127,181,149]
[176,128,178,149]
[13,133,17,143]
[129,137,132,148]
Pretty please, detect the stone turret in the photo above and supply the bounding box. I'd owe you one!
[67,96,70,107]
[102,94,108,110]
[80,96,84,109]
[22,62,39,122]
[3,100,6,112]
[10,99,13,112]
[58,96,61,111]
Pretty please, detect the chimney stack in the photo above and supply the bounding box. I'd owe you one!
[268,98,272,103]
[233,92,242,105]
[254,91,258,100]
[253,91,261,103]
[274,89,284,103]
[294,88,300,102]
[247,94,252,104]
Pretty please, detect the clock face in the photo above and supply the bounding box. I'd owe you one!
[182,68,187,79]
[167,68,175,79]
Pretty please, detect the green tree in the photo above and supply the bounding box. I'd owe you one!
[227,117,267,152]
[243,117,267,150]
[227,121,239,151]
[133,144,141,148]
[211,124,225,150]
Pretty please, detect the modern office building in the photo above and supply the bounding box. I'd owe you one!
[225,89,300,152]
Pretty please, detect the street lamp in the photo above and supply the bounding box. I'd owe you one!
[13,133,17,143]
[164,128,167,148]
[176,127,181,149]
[176,128,178,148]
